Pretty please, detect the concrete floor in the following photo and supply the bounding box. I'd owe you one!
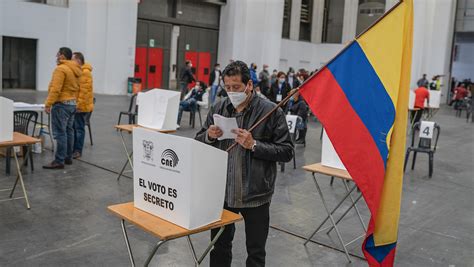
[0,89,473,267]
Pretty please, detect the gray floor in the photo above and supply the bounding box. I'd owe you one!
[0,89,473,267]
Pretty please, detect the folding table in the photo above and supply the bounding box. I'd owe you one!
[0,132,40,209]
[303,163,367,262]
[13,102,54,151]
[114,124,175,180]
[108,202,242,266]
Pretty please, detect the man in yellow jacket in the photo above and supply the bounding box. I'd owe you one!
[43,47,82,169]
[71,52,94,159]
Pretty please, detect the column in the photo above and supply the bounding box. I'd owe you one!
[342,0,358,43]
[289,0,302,40]
[311,0,325,43]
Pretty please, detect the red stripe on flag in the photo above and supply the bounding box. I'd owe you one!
[299,68,385,218]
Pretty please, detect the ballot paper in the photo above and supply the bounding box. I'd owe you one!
[213,114,238,140]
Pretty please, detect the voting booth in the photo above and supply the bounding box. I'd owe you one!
[0,97,14,142]
[133,127,228,230]
[321,130,346,170]
[137,89,180,130]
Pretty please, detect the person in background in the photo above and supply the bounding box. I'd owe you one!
[258,64,271,97]
[450,83,469,109]
[249,63,259,87]
[270,69,278,86]
[177,81,206,126]
[71,52,94,159]
[417,73,429,88]
[413,85,430,124]
[209,63,222,105]
[286,68,300,89]
[195,60,293,267]
[269,71,291,109]
[43,47,82,169]
[179,60,196,100]
[429,75,441,91]
[287,89,309,144]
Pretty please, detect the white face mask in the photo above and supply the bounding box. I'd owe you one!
[227,85,249,108]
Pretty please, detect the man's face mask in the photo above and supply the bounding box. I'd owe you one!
[227,84,250,108]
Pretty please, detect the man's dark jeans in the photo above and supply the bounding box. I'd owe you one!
[73,112,88,154]
[51,103,76,164]
[210,203,270,267]
[177,98,197,125]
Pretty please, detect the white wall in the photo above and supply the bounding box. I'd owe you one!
[1,0,137,95]
[218,0,285,71]
[1,1,69,92]
[452,42,474,81]
[411,0,456,101]
[279,39,344,72]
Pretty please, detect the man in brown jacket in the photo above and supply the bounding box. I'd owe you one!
[43,47,82,169]
[71,52,94,159]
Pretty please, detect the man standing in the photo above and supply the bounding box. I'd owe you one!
[413,85,430,124]
[417,73,429,87]
[209,63,222,105]
[179,60,195,100]
[43,47,82,169]
[258,64,270,96]
[195,61,293,267]
[71,52,94,159]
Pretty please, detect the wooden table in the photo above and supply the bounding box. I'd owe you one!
[0,132,40,209]
[108,202,242,266]
[302,163,366,262]
[114,124,176,180]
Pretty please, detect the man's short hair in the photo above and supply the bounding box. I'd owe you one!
[58,47,73,60]
[222,60,250,85]
[185,60,192,66]
[73,52,85,65]
[215,63,220,67]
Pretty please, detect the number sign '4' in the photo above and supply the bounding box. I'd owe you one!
[419,121,435,139]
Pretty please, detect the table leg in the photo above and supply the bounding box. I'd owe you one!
[187,226,225,266]
[121,219,135,267]
[304,174,356,246]
[325,191,364,235]
[117,152,133,181]
[9,146,31,209]
[117,131,133,180]
[144,240,167,267]
[309,174,352,262]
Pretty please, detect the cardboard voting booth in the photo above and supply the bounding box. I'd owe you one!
[133,127,228,230]
[321,130,346,170]
[137,89,180,130]
[0,97,14,142]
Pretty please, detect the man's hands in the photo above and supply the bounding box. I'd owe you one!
[207,126,255,150]
[207,125,223,140]
[45,107,51,114]
[232,128,255,150]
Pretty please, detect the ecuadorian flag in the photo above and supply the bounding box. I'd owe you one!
[299,0,413,266]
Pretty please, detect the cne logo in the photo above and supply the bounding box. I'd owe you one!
[161,149,179,168]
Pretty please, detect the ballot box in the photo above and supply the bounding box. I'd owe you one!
[0,97,14,142]
[321,130,346,170]
[133,127,228,230]
[137,89,180,130]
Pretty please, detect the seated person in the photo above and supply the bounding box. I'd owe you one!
[177,81,206,125]
[287,89,309,144]
[450,83,469,109]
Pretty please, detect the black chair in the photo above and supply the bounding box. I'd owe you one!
[117,94,138,126]
[85,112,93,146]
[6,111,38,175]
[404,121,440,178]
[280,116,304,172]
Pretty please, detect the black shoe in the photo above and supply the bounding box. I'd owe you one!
[65,159,73,165]
[43,161,65,169]
[72,152,81,159]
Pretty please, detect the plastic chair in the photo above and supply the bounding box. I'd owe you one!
[183,88,209,128]
[404,121,440,178]
[280,116,303,172]
[117,94,138,126]
[5,111,38,175]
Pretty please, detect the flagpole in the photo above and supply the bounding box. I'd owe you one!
[226,0,404,153]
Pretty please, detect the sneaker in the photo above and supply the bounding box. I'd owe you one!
[72,152,81,159]
[43,161,65,169]
[65,158,73,165]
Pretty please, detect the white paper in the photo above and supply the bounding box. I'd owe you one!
[213,114,238,140]
[276,94,282,102]
[286,115,298,134]
[419,121,435,139]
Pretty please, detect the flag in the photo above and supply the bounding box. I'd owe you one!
[299,0,413,266]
